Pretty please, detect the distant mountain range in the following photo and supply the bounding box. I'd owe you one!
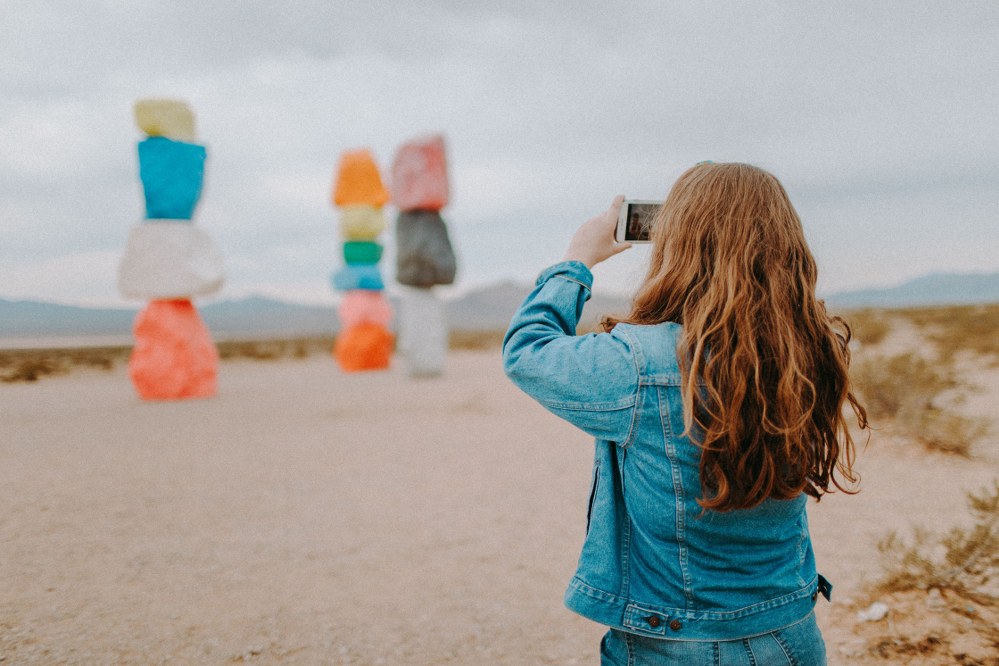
[2,272,997,342]
[823,272,999,309]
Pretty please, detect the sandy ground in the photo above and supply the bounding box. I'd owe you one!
[1,350,997,665]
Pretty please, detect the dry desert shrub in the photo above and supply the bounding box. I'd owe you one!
[215,337,335,361]
[858,482,999,664]
[852,352,988,456]
[848,309,894,346]
[449,329,506,350]
[896,303,999,364]
[0,347,128,383]
[875,480,999,606]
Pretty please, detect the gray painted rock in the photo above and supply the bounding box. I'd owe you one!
[395,211,456,287]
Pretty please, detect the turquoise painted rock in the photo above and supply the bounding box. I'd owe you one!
[138,137,206,219]
[343,241,383,265]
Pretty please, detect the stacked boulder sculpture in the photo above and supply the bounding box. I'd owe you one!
[118,99,224,400]
[330,149,394,372]
[391,134,457,377]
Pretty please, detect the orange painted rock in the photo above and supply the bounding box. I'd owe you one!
[333,322,393,372]
[129,299,218,400]
[332,149,389,207]
[391,134,448,212]
[338,291,393,329]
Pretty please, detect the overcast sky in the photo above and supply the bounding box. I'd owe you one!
[2,1,997,306]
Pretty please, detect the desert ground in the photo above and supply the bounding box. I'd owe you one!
[1,311,997,665]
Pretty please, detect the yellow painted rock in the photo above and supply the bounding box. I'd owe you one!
[339,205,386,241]
[134,98,197,141]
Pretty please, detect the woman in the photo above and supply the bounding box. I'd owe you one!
[502,163,868,665]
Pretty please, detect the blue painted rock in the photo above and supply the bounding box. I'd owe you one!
[331,264,384,292]
[395,211,456,287]
[118,222,225,300]
[134,98,196,141]
[138,137,206,219]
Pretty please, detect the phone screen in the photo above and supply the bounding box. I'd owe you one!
[624,202,659,242]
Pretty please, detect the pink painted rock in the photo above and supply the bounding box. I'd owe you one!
[333,323,393,372]
[338,291,393,329]
[391,134,448,212]
[129,299,218,400]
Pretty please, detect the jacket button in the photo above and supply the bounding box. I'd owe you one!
[669,619,682,631]
[646,615,661,628]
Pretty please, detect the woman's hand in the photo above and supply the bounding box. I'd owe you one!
[562,195,632,268]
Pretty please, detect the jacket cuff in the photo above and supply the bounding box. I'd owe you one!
[536,261,594,292]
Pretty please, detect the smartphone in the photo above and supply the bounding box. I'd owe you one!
[615,199,661,243]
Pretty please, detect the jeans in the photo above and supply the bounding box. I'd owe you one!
[599,612,826,666]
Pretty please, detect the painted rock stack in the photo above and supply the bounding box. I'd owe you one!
[330,149,394,372]
[391,134,457,377]
[118,99,224,400]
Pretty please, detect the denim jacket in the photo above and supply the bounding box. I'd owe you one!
[502,261,830,641]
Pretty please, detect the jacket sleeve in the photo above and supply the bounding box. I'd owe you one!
[502,261,639,443]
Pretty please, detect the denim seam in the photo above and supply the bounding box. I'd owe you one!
[660,387,693,609]
[743,637,757,666]
[772,628,797,666]
[617,447,632,599]
[567,576,818,621]
[795,514,808,587]
[545,273,592,294]
[540,398,634,411]
[614,326,643,447]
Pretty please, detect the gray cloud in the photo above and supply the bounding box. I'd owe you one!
[1,1,997,304]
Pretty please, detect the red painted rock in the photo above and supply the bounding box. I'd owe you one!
[332,149,389,207]
[333,322,393,372]
[391,134,448,212]
[129,299,218,400]
[338,291,393,329]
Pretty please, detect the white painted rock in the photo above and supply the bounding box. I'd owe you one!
[397,286,448,377]
[118,221,225,300]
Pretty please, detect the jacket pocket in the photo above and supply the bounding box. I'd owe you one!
[585,462,600,534]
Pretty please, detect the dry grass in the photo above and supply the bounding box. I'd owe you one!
[845,303,996,457]
[857,481,999,663]
[851,351,988,456]
[875,480,999,605]
[448,329,506,351]
[0,332,509,384]
[848,309,894,346]
[0,346,130,383]
[893,303,999,365]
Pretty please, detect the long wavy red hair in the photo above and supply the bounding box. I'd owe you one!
[603,163,868,511]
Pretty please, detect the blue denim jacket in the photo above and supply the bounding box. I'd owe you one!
[503,261,829,641]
